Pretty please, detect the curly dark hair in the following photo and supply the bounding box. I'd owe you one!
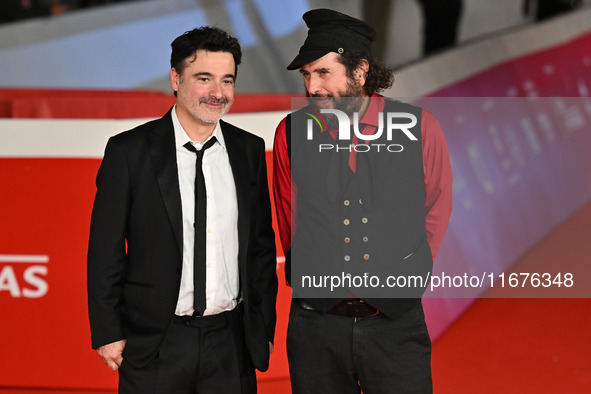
[337,50,394,95]
[170,26,242,80]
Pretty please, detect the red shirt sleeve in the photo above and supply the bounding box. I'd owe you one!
[421,109,453,262]
[272,117,295,255]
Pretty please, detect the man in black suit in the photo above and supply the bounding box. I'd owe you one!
[87,27,277,393]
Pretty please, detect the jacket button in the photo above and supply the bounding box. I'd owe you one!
[361,217,368,224]
[343,219,350,226]
[363,236,369,242]
[344,255,351,262]
[344,237,351,243]
[344,200,350,206]
[363,254,370,261]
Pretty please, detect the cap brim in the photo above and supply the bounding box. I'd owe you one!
[287,49,331,70]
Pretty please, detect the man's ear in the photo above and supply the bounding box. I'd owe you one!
[355,59,370,87]
[170,68,180,93]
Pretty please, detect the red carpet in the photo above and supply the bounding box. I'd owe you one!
[432,202,591,394]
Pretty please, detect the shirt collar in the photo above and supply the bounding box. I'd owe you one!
[358,93,385,127]
[172,105,227,150]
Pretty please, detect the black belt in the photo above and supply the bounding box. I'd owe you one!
[174,303,242,329]
[297,299,379,317]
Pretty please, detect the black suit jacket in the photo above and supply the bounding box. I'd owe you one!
[87,109,277,371]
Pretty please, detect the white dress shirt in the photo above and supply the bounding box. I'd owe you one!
[172,106,240,316]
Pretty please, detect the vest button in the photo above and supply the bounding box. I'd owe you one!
[363,254,370,261]
[359,199,363,204]
[344,200,350,206]
[343,219,350,225]
[344,237,351,243]
[363,236,369,242]
[344,255,351,262]
[361,217,368,224]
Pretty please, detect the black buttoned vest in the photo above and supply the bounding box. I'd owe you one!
[286,98,433,318]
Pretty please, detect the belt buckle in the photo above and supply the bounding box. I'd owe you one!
[349,299,379,317]
[297,300,317,311]
[345,299,357,316]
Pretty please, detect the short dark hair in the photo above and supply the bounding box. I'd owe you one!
[337,50,394,96]
[170,26,242,78]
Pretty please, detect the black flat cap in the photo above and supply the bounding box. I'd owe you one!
[287,8,377,70]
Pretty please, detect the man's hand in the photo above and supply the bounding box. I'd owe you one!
[96,339,127,371]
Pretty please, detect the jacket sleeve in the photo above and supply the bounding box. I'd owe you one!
[87,137,130,349]
[250,138,278,346]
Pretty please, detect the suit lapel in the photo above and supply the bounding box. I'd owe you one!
[220,120,251,267]
[148,110,183,254]
[146,116,252,267]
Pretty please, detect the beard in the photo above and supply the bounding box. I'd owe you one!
[195,97,231,123]
[176,78,232,125]
[306,78,365,130]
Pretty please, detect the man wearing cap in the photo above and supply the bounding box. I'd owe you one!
[273,9,453,393]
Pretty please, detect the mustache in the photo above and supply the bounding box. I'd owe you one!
[200,97,229,105]
[306,92,334,98]
[306,93,335,108]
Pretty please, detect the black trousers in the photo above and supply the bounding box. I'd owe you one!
[287,300,432,394]
[118,305,256,394]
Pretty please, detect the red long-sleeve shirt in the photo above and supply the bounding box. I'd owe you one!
[273,94,453,262]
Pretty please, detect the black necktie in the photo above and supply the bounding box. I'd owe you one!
[184,136,217,316]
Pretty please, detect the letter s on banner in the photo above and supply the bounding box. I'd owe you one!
[0,255,49,299]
